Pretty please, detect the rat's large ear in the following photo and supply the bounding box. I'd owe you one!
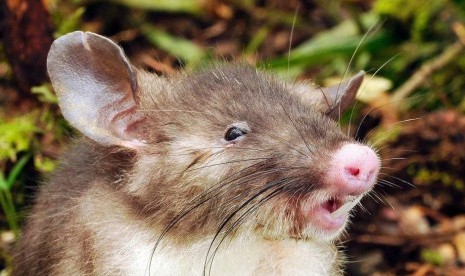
[321,71,364,118]
[47,31,146,149]
[293,71,364,119]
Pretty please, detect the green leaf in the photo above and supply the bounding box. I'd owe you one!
[0,114,39,161]
[6,154,31,189]
[245,26,270,55]
[421,248,445,266]
[374,0,446,42]
[34,155,57,173]
[265,13,393,78]
[0,172,7,191]
[31,84,58,104]
[54,7,85,38]
[110,0,203,15]
[141,25,206,65]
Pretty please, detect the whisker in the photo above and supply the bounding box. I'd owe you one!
[362,117,421,145]
[372,189,394,209]
[380,167,402,171]
[349,54,399,137]
[186,149,227,171]
[140,109,215,116]
[379,173,415,188]
[377,178,401,189]
[342,23,383,123]
[371,190,389,206]
[205,184,289,275]
[365,192,380,204]
[368,125,406,148]
[375,143,417,153]
[391,117,421,125]
[203,179,290,275]
[355,94,424,142]
[170,146,278,156]
[287,5,299,73]
[258,126,309,158]
[279,102,313,155]
[147,161,270,275]
[147,163,287,274]
[381,157,407,161]
[183,157,272,173]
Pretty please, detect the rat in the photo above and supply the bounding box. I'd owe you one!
[13,31,380,276]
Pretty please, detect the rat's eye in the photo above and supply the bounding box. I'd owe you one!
[224,122,250,143]
[225,127,247,141]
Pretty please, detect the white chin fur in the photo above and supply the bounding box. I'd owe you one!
[304,219,350,242]
[145,235,341,276]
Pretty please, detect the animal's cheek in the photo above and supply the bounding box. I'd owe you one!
[164,141,232,188]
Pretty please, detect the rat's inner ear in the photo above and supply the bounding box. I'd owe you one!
[47,31,146,149]
[292,71,364,120]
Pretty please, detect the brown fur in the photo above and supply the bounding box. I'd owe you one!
[14,32,367,275]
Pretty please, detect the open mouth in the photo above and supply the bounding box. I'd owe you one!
[329,195,364,218]
[303,194,364,232]
[322,198,343,213]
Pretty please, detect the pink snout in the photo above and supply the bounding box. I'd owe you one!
[326,143,380,195]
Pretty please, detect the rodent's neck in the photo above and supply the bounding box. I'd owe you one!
[148,235,342,275]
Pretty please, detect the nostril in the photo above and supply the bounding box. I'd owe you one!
[327,143,380,195]
[346,167,360,177]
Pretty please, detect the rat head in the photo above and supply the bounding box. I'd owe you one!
[47,32,380,242]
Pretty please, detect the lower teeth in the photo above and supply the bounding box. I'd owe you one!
[329,194,364,218]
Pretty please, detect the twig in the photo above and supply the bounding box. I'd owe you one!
[356,225,465,247]
[391,41,464,104]
[1,0,54,94]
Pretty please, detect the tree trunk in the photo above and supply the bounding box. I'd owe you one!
[1,0,54,95]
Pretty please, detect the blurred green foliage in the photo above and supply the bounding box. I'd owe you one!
[414,168,465,190]
[0,154,30,237]
[421,248,446,266]
[374,0,447,42]
[265,13,392,77]
[53,7,85,38]
[31,84,57,104]
[141,25,207,65]
[110,0,203,15]
[0,115,38,161]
